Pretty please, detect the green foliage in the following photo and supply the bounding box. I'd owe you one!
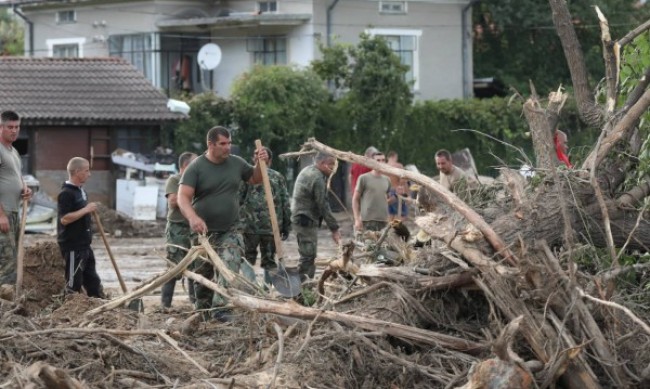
[473,0,650,94]
[311,34,412,153]
[230,65,329,159]
[618,33,650,184]
[0,9,24,55]
[168,93,234,154]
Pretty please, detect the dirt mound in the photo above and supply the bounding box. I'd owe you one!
[96,204,165,238]
[22,241,66,315]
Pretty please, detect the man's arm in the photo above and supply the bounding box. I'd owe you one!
[352,187,362,231]
[167,193,178,209]
[247,149,270,185]
[60,202,98,226]
[178,184,206,233]
[314,179,339,233]
[0,204,9,233]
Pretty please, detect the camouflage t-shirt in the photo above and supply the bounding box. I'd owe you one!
[239,168,291,235]
[291,165,339,231]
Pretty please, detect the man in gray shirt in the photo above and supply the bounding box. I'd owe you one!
[0,111,32,285]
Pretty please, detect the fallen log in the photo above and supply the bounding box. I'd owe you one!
[182,269,487,355]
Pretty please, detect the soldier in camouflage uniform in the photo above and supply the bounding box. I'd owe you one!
[0,111,32,285]
[177,127,268,321]
[161,151,197,309]
[239,147,291,284]
[291,152,341,280]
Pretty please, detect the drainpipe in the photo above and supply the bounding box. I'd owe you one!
[461,0,479,98]
[13,5,34,57]
[326,0,340,47]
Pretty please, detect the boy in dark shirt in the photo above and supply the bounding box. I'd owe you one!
[57,157,103,297]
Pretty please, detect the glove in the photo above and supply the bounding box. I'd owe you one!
[281,230,289,241]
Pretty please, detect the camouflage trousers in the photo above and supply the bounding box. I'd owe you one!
[161,222,193,308]
[293,223,318,279]
[243,233,277,269]
[192,229,253,313]
[362,220,388,232]
[0,212,18,285]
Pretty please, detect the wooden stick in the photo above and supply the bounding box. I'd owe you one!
[255,140,284,261]
[92,211,128,293]
[15,198,28,300]
[268,322,284,389]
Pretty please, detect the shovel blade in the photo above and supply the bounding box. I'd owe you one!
[268,266,301,298]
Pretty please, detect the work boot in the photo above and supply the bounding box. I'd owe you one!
[161,279,176,308]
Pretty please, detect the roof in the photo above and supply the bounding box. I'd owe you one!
[0,57,186,125]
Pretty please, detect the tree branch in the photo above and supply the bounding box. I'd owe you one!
[618,18,650,48]
[582,88,650,169]
[595,6,618,114]
[548,0,603,127]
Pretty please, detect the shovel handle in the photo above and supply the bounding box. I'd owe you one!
[255,140,284,260]
[92,211,128,294]
[15,198,29,300]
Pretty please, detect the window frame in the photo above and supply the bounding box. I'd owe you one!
[257,1,278,13]
[56,10,76,24]
[46,37,85,57]
[378,1,407,15]
[247,36,287,65]
[366,28,421,91]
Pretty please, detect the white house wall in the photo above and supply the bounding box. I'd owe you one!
[313,0,469,100]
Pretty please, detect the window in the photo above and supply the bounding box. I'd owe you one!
[52,44,79,58]
[108,34,154,81]
[47,37,85,57]
[366,28,421,90]
[247,37,287,65]
[258,1,277,13]
[379,1,407,14]
[56,10,76,24]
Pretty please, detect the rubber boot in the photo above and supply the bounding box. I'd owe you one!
[161,278,176,308]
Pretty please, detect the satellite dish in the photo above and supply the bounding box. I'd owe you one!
[197,43,222,70]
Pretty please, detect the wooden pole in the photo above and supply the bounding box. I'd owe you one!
[14,198,29,300]
[255,140,284,260]
[92,211,128,293]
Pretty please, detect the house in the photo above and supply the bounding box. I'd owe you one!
[12,0,475,100]
[0,57,186,205]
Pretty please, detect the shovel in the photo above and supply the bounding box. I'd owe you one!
[14,198,29,300]
[255,140,301,297]
[92,211,143,312]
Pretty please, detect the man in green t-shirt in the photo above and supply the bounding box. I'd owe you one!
[178,126,268,321]
[161,151,197,309]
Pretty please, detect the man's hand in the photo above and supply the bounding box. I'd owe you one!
[21,186,33,200]
[281,230,289,241]
[189,215,208,234]
[85,202,98,214]
[254,148,270,165]
[0,214,9,233]
[331,229,341,245]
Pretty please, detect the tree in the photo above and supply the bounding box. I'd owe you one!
[311,34,412,152]
[0,8,24,55]
[473,0,650,94]
[168,93,234,154]
[230,65,329,159]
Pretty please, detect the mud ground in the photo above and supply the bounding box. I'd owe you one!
[23,212,358,311]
